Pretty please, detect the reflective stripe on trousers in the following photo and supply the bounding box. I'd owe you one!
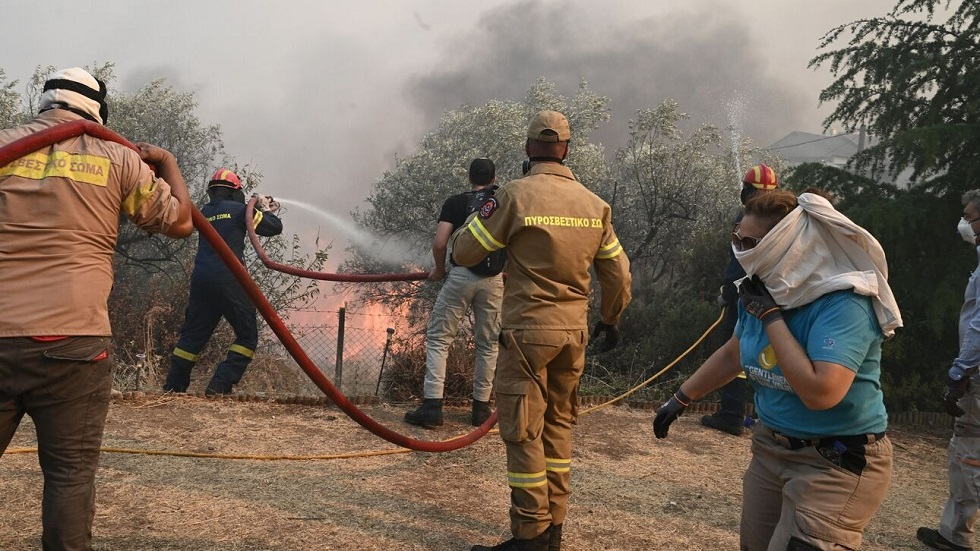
[495,328,585,540]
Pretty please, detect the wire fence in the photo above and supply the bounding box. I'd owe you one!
[112,303,689,404]
[257,307,400,398]
[111,306,406,400]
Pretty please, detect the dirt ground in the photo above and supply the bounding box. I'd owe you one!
[0,394,955,551]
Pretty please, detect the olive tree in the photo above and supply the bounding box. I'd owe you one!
[341,78,611,326]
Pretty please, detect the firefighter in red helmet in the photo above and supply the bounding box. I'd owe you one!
[163,168,283,395]
[701,163,780,436]
[740,163,778,203]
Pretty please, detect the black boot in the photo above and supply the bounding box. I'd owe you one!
[700,412,745,436]
[205,385,232,397]
[549,524,562,551]
[163,356,195,392]
[404,398,444,428]
[472,399,492,426]
[471,528,550,551]
[916,527,972,551]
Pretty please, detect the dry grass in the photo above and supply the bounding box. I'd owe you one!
[0,395,951,550]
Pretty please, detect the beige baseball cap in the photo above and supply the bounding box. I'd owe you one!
[527,110,571,142]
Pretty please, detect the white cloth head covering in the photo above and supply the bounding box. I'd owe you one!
[733,192,903,338]
[38,67,107,125]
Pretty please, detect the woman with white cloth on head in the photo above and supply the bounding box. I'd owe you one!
[652,189,902,551]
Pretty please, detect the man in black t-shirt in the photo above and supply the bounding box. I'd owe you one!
[405,158,505,427]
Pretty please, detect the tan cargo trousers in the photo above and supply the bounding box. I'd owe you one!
[494,328,586,540]
[740,423,893,550]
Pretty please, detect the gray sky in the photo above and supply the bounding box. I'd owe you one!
[3,0,905,264]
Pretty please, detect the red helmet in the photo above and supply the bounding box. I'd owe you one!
[208,168,242,190]
[742,164,778,190]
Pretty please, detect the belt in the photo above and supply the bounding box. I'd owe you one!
[771,430,886,451]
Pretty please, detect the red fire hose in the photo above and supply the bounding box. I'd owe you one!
[0,120,495,452]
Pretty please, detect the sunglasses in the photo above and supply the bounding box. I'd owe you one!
[732,224,763,252]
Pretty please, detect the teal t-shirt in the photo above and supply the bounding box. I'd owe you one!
[734,290,887,438]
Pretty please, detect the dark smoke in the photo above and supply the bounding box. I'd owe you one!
[407,1,812,150]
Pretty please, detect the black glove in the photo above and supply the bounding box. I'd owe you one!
[653,389,691,439]
[739,275,783,327]
[591,321,620,352]
[943,367,978,417]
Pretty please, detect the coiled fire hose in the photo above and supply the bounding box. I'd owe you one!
[0,120,493,452]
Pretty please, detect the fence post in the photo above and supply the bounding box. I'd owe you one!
[135,353,146,391]
[376,327,395,396]
[336,306,346,392]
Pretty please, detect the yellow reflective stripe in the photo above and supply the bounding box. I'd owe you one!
[0,151,110,187]
[467,218,504,252]
[546,457,571,473]
[596,238,623,259]
[122,178,161,216]
[252,209,264,229]
[228,344,255,359]
[173,347,198,362]
[507,470,547,488]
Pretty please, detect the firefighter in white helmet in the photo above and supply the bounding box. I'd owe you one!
[0,67,193,549]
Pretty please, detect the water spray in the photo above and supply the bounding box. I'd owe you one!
[246,196,427,282]
[273,197,422,267]
[276,198,379,250]
[725,92,749,185]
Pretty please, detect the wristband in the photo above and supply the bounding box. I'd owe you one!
[759,308,783,328]
[674,388,692,407]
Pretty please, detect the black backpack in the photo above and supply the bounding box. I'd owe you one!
[465,186,507,277]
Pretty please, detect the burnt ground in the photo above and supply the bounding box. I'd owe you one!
[0,394,953,550]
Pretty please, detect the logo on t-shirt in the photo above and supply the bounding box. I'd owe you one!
[758,345,777,370]
[822,337,836,350]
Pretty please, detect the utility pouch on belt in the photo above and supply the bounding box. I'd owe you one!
[467,249,506,277]
[41,336,110,362]
[816,440,867,477]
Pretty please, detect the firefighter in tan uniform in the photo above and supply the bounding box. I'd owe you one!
[0,67,193,550]
[455,111,631,551]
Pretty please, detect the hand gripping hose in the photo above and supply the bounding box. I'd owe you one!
[0,120,495,452]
